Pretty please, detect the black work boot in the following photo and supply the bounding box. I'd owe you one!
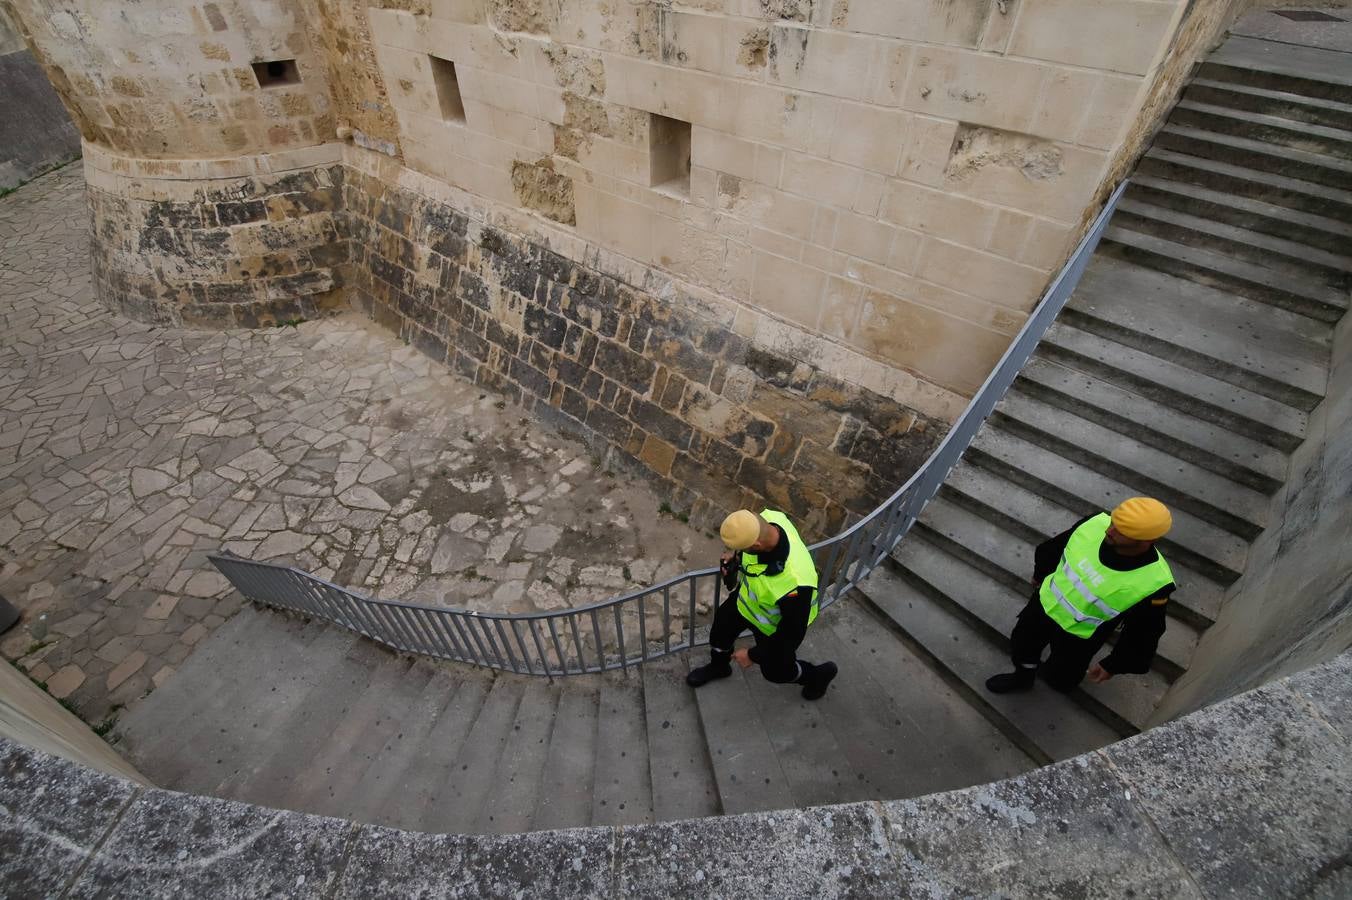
[799,661,838,701]
[985,667,1036,694]
[686,657,733,688]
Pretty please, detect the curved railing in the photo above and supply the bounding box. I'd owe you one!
[209,181,1128,678]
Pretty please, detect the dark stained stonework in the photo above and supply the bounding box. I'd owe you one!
[88,163,351,328]
[341,170,944,536]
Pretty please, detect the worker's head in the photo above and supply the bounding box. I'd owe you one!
[1106,497,1171,554]
[720,509,775,553]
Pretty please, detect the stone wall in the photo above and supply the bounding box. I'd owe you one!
[0,659,147,785]
[361,0,1183,398]
[2,0,336,158]
[347,148,946,535]
[84,143,350,328]
[1154,312,1352,723]
[3,649,1348,897]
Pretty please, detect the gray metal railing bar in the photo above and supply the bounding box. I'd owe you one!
[546,617,568,676]
[207,180,1126,677]
[493,618,520,673]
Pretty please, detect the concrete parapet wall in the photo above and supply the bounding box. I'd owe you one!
[84,142,350,328]
[3,648,1348,897]
[0,660,147,785]
[346,146,950,534]
[1156,301,1352,721]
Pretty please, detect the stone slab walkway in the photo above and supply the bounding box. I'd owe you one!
[0,164,718,724]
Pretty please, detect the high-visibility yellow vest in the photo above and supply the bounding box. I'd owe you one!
[1039,513,1174,639]
[736,509,819,636]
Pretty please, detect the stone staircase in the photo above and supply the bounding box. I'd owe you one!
[857,32,1348,762]
[111,32,1349,828]
[112,600,1034,833]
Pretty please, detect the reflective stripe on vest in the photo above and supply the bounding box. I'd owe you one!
[1038,513,1175,640]
[736,509,820,636]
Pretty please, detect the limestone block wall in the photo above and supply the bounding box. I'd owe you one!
[362,0,1185,397]
[85,143,350,328]
[1,0,336,158]
[346,149,946,535]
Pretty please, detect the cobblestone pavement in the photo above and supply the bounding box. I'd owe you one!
[0,164,719,724]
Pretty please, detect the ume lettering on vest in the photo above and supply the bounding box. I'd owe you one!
[1076,559,1105,587]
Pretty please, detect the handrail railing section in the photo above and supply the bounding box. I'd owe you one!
[209,181,1129,679]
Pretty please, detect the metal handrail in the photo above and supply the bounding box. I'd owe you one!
[210,180,1129,679]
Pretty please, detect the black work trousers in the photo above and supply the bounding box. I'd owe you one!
[1010,594,1110,691]
[708,593,812,684]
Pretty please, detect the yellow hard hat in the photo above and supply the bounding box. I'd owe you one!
[720,509,761,551]
[1112,497,1172,541]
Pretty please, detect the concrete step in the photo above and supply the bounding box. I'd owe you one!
[992,390,1270,540]
[968,424,1250,583]
[694,663,797,815]
[122,611,322,790]
[740,638,863,809]
[891,532,1169,733]
[287,651,429,819]
[477,679,561,834]
[640,655,721,823]
[1042,321,1309,453]
[1202,36,1352,104]
[913,497,1200,679]
[1115,198,1352,289]
[1184,77,1352,131]
[210,632,393,808]
[421,676,524,834]
[1155,123,1352,190]
[531,680,601,831]
[1017,357,1287,494]
[200,626,369,796]
[111,606,282,772]
[1137,148,1352,223]
[1102,226,1347,324]
[854,563,1119,763]
[811,602,1035,795]
[329,663,457,824]
[399,672,494,831]
[591,671,654,826]
[1170,99,1352,160]
[1067,254,1332,409]
[1127,175,1352,256]
[940,460,1227,628]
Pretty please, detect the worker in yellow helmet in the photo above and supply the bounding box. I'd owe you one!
[987,497,1176,694]
[686,509,838,700]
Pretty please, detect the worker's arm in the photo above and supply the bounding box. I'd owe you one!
[746,588,813,666]
[1031,517,1089,587]
[1098,588,1173,675]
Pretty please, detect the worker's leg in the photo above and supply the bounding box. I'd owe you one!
[751,631,839,701]
[686,592,747,687]
[986,594,1054,693]
[1040,628,1109,693]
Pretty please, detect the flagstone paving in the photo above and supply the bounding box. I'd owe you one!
[0,163,719,725]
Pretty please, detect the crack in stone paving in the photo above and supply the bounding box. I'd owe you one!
[0,165,719,724]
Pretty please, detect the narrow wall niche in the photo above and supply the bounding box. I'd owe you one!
[251,59,301,89]
[430,56,466,123]
[649,113,691,197]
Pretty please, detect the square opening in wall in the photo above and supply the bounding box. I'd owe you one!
[649,113,691,197]
[252,59,301,89]
[430,56,466,123]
